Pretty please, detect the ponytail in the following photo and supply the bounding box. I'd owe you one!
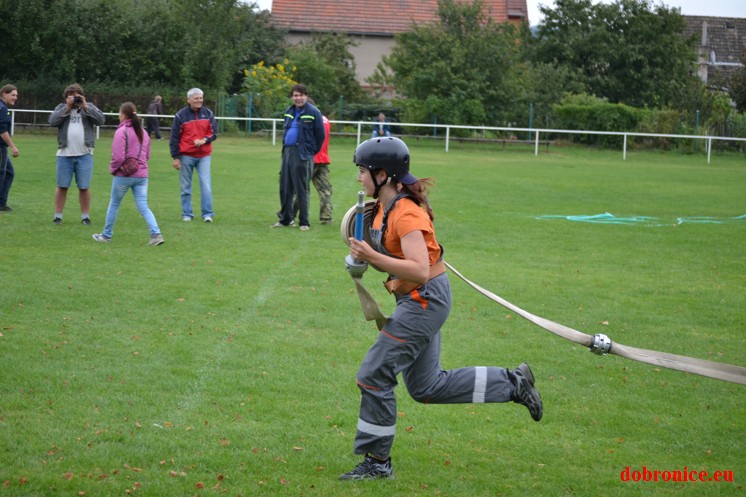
[401,178,435,221]
[119,102,144,143]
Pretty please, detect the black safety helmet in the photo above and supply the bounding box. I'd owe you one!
[353,137,417,186]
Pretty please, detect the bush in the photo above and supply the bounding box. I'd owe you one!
[552,94,640,147]
[634,108,685,150]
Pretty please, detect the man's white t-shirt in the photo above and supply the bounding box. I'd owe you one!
[57,109,93,157]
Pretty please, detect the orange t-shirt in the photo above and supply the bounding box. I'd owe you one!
[372,197,441,265]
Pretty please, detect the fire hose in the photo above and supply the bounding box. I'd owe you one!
[341,201,746,386]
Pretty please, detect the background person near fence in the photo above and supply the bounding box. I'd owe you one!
[170,87,218,223]
[0,85,20,212]
[48,83,106,226]
[92,102,164,246]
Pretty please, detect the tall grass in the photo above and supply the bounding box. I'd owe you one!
[1,134,744,496]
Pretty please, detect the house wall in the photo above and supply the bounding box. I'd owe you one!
[286,33,397,89]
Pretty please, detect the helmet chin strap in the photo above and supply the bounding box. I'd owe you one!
[371,171,391,199]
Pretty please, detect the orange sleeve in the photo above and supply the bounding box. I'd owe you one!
[384,201,441,265]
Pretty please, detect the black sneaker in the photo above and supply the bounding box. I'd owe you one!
[53,217,62,225]
[511,363,543,421]
[0,205,12,212]
[81,217,92,225]
[339,454,394,481]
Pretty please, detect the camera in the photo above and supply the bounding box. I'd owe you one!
[73,96,83,105]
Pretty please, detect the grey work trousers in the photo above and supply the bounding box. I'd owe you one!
[353,273,516,458]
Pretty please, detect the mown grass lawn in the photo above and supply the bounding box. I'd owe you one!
[1,133,744,496]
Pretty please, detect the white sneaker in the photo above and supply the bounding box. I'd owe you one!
[271,220,295,228]
[148,233,165,246]
[299,225,310,231]
[182,216,192,222]
[92,233,111,243]
[203,216,213,223]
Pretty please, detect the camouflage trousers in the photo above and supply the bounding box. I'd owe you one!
[311,163,333,224]
[293,164,333,224]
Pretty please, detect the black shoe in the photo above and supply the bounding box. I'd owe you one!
[53,217,62,225]
[511,363,543,421]
[339,454,394,481]
[0,205,12,212]
[81,217,92,225]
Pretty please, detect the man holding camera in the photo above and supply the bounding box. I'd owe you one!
[48,83,105,225]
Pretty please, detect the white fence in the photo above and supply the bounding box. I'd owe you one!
[9,109,745,164]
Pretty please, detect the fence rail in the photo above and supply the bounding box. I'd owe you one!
[9,109,745,164]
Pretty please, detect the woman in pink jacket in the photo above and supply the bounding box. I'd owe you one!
[92,102,164,245]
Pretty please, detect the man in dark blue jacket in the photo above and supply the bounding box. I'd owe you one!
[272,84,325,231]
[0,85,20,212]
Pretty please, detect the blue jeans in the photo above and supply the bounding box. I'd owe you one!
[371,129,391,139]
[102,176,161,239]
[56,154,94,189]
[179,155,213,219]
[0,148,14,206]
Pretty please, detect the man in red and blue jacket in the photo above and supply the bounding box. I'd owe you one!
[170,88,218,222]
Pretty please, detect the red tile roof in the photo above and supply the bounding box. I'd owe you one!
[271,0,527,36]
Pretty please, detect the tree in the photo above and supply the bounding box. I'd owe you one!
[0,0,285,94]
[241,60,297,118]
[376,0,533,127]
[730,50,746,112]
[285,33,365,113]
[532,0,698,108]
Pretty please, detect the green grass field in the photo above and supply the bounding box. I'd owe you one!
[1,133,744,496]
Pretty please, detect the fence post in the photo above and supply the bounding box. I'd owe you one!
[445,126,450,152]
[248,93,253,135]
[534,130,540,156]
[623,133,627,161]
